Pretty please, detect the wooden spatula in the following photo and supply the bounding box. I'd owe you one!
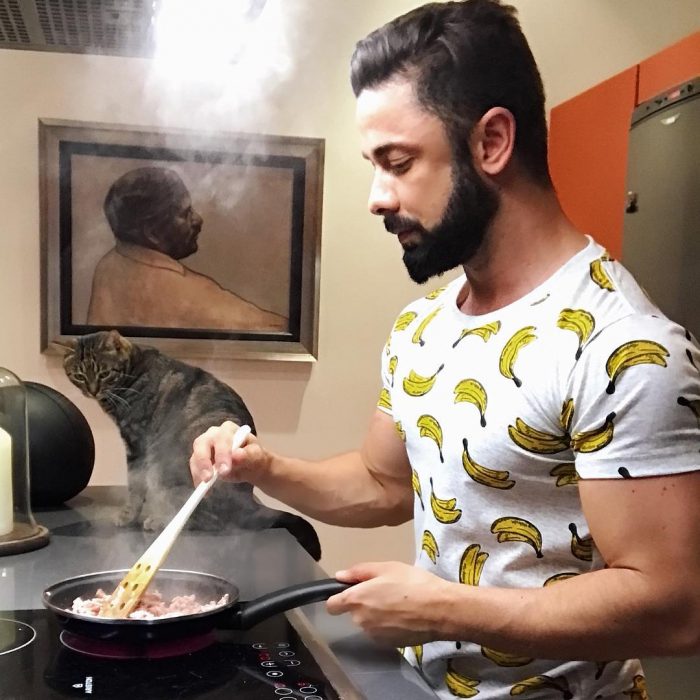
[99,424,252,619]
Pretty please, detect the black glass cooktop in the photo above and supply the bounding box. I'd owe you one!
[0,610,341,699]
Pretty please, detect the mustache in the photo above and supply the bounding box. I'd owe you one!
[383,214,427,235]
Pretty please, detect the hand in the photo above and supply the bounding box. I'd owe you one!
[326,561,452,646]
[189,420,269,485]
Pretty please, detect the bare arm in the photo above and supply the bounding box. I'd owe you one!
[330,470,700,658]
[190,409,414,527]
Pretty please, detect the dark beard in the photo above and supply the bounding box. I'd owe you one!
[384,158,499,284]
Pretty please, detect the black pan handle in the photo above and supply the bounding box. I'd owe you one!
[230,578,352,630]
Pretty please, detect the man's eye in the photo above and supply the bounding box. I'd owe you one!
[390,159,412,174]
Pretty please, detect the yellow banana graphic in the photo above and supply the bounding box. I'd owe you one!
[570,411,616,453]
[510,674,572,698]
[445,661,480,698]
[417,414,445,463]
[430,477,462,524]
[393,311,417,331]
[549,463,579,487]
[462,438,515,490]
[623,674,650,700]
[388,355,398,386]
[568,522,593,561]
[543,572,579,587]
[395,420,406,441]
[459,543,489,586]
[453,321,502,349]
[421,530,439,564]
[491,517,543,559]
[454,379,488,427]
[412,644,423,666]
[590,257,615,292]
[412,306,442,346]
[508,417,570,454]
[403,364,445,397]
[425,286,447,300]
[377,387,392,411]
[605,339,669,394]
[557,308,595,359]
[481,646,533,667]
[560,398,575,434]
[677,396,700,427]
[499,326,537,387]
[411,468,424,510]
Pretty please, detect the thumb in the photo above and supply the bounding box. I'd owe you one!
[334,561,384,583]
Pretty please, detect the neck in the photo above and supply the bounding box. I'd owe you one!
[456,178,587,315]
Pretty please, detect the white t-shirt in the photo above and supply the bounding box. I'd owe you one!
[378,237,700,700]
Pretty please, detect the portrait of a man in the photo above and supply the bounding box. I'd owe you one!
[87,166,287,332]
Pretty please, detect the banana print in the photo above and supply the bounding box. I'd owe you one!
[568,522,593,561]
[393,311,417,331]
[549,463,579,487]
[510,674,573,698]
[686,348,699,371]
[677,396,700,427]
[481,646,533,667]
[388,355,398,386]
[453,321,502,349]
[421,529,440,564]
[403,364,445,397]
[543,572,579,587]
[499,326,537,387]
[557,308,595,359]
[560,398,574,434]
[459,543,489,586]
[425,286,447,300]
[412,644,424,666]
[462,438,515,490]
[417,414,445,463]
[508,417,570,454]
[454,379,488,427]
[412,306,443,346]
[430,477,462,524]
[377,387,392,411]
[623,674,650,700]
[491,516,543,558]
[570,411,616,453]
[411,468,424,510]
[605,339,669,394]
[590,257,615,292]
[395,420,406,442]
[445,661,480,698]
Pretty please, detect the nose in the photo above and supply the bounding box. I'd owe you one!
[192,209,203,229]
[368,170,399,216]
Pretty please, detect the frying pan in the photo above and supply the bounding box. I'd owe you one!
[42,569,350,644]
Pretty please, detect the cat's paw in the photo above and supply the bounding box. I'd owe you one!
[114,504,140,527]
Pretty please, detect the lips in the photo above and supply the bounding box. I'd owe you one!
[397,229,420,248]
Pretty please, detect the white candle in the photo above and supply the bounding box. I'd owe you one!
[0,426,13,536]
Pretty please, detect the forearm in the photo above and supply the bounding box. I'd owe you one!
[255,450,413,527]
[434,567,700,659]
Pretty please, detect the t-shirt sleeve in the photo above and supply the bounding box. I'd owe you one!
[377,334,395,417]
[565,314,700,479]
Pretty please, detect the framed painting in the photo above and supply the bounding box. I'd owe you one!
[39,118,323,361]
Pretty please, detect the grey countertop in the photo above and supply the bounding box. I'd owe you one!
[0,486,438,699]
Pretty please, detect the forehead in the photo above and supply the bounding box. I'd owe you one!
[355,79,448,157]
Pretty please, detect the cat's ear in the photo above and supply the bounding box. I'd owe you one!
[107,329,133,353]
[50,337,78,355]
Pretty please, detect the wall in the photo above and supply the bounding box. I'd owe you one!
[1,0,698,580]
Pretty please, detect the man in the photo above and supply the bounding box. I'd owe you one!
[190,2,700,698]
[87,166,287,331]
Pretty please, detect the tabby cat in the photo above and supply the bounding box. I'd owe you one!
[60,330,321,561]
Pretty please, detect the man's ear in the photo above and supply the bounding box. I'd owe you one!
[471,107,516,177]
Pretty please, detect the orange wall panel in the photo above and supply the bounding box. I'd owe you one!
[638,31,700,103]
[548,66,638,259]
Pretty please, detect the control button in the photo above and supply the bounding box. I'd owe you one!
[266,670,284,678]
[278,650,295,657]
[252,643,267,649]
[282,659,301,667]
[299,687,318,694]
[276,642,290,648]
[304,696,322,700]
[274,689,293,696]
[261,661,278,668]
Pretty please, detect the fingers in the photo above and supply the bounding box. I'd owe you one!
[190,421,241,485]
[334,562,384,583]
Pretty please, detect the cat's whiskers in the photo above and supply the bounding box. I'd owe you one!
[104,389,130,409]
[111,386,140,396]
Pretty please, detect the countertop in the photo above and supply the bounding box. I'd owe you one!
[0,486,438,700]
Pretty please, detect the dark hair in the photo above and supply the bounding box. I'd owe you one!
[350,0,552,187]
[103,167,189,245]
